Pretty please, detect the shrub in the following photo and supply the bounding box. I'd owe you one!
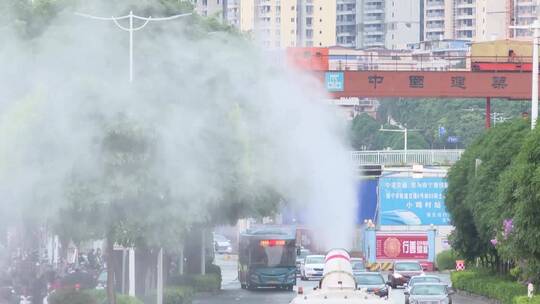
[82,290,143,304]
[164,286,195,304]
[514,296,540,304]
[451,270,527,304]
[436,250,460,270]
[48,288,97,304]
[192,274,221,292]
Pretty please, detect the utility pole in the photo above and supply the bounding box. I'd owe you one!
[380,126,419,164]
[75,9,192,301]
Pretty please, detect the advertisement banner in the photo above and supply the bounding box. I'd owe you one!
[376,234,429,260]
[380,177,450,225]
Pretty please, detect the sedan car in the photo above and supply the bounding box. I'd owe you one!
[300,255,325,281]
[351,258,366,275]
[388,261,424,288]
[354,272,389,298]
[404,283,454,304]
[404,275,443,304]
[213,234,233,254]
[296,248,311,275]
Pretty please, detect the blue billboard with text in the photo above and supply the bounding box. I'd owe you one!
[380,177,450,226]
[325,72,344,92]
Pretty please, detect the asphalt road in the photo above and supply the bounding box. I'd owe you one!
[193,255,489,304]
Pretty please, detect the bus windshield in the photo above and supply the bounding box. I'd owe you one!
[250,243,296,267]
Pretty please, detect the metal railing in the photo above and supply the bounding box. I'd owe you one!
[351,149,464,166]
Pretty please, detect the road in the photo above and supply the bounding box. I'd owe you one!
[194,255,489,304]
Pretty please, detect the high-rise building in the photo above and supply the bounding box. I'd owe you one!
[356,0,386,48]
[475,0,508,41]
[423,0,452,41]
[453,0,476,40]
[191,0,225,17]
[385,0,421,49]
[512,0,538,38]
[336,0,357,47]
[297,0,337,47]
[252,0,298,48]
[357,0,420,49]
[422,0,509,42]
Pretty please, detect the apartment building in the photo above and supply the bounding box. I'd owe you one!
[385,0,421,49]
[475,0,508,41]
[296,0,337,47]
[252,0,298,48]
[512,0,538,38]
[356,0,386,48]
[192,0,225,17]
[336,0,357,47]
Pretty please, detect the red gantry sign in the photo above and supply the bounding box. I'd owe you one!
[320,71,535,99]
[376,234,429,260]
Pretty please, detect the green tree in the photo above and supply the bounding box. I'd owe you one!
[446,119,529,266]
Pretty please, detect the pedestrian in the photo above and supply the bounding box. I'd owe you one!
[95,248,103,269]
[87,249,96,269]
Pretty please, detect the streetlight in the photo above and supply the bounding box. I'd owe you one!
[75,11,192,82]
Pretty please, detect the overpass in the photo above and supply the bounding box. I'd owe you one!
[351,149,464,167]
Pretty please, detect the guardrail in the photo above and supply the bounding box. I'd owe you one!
[351,149,464,166]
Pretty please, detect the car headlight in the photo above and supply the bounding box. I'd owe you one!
[393,273,403,278]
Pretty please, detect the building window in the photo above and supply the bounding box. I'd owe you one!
[291,6,295,10]
[319,30,322,34]
[291,18,295,22]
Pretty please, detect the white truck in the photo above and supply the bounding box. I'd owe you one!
[290,249,390,304]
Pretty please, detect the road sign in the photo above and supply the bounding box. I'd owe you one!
[447,136,459,144]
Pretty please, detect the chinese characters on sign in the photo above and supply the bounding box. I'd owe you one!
[368,75,384,89]
[325,72,344,92]
[409,75,424,88]
[451,76,466,89]
[492,76,508,89]
[380,177,450,225]
[376,234,429,260]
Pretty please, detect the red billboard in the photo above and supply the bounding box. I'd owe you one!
[376,234,429,260]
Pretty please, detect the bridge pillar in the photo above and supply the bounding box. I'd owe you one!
[486,97,491,129]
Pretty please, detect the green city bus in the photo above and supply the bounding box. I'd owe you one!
[238,226,297,290]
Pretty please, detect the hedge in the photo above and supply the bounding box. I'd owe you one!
[514,296,540,304]
[436,249,460,270]
[164,286,195,304]
[167,264,222,292]
[168,273,221,292]
[49,289,142,304]
[451,270,527,304]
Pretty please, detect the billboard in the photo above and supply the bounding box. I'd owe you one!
[380,177,450,225]
[376,234,429,260]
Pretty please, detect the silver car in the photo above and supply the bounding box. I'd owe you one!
[404,275,443,303]
[404,282,454,304]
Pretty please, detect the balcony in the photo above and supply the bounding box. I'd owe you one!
[517,1,536,6]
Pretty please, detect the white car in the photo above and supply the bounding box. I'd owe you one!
[213,234,233,254]
[301,255,325,281]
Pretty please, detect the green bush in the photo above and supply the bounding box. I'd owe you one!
[436,250,460,270]
[80,290,143,304]
[514,296,540,304]
[451,270,527,304]
[48,289,97,304]
[192,274,221,292]
[164,286,195,304]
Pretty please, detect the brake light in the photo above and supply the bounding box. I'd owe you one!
[260,240,286,247]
